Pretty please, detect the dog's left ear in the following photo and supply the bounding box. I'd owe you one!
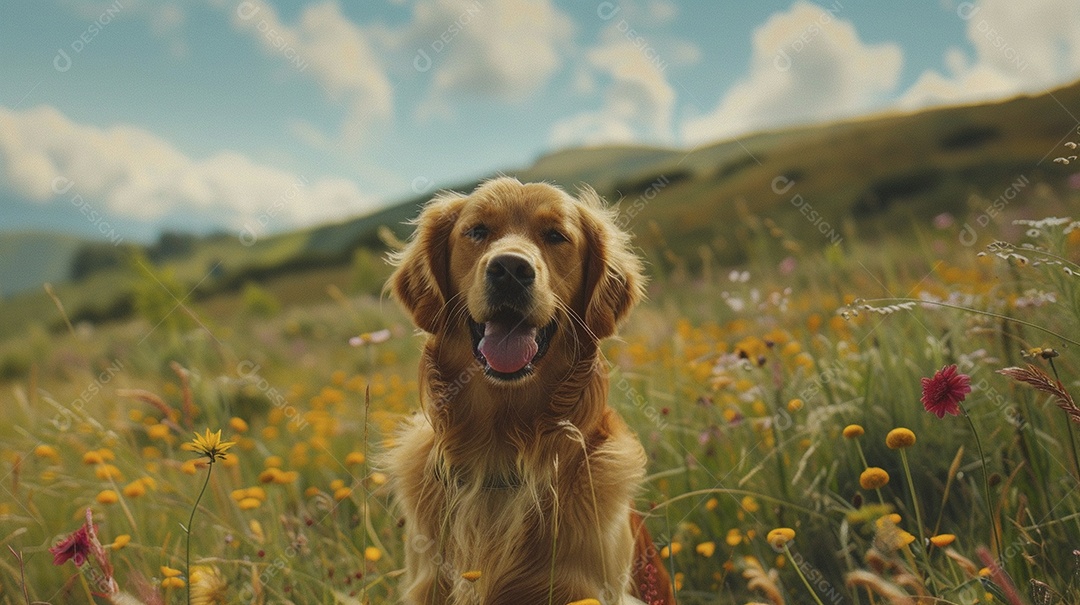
[388,193,466,333]
[578,189,646,340]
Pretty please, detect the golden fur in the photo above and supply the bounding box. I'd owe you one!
[385,178,668,604]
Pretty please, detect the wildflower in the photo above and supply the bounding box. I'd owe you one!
[333,487,352,501]
[705,497,718,511]
[183,429,236,463]
[462,570,482,582]
[264,455,284,468]
[147,424,171,440]
[885,428,916,449]
[50,522,93,566]
[930,534,956,547]
[741,495,760,513]
[34,444,60,461]
[345,451,366,466]
[82,451,104,465]
[859,467,890,490]
[181,459,201,475]
[95,464,123,480]
[364,546,382,562]
[725,529,742,546]
[921,364,971,418]
[122,480,147,498]
[767,527,795,549]
[228,417,249,433]
[161,576,185,588]
[842,424,864,439]
[238,497,262,510]
[111,534,131,550]
[189,565,228,605]
[96,490,120,505]
[660,542,682,558]
[787,398,804,412]
[696,541,716,557]
[349,329,391,346]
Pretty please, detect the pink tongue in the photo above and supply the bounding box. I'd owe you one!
[478,321,538,374]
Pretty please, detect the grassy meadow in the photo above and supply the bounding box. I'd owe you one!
[3,186,1080,605]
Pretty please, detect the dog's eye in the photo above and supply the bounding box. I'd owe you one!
[544,229,568,244]
[465,225,489,242]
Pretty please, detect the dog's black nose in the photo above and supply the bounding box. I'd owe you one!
[486,254,535,292]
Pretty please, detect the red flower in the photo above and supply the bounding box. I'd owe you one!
[921,364,971,418]
[49,523,93,567]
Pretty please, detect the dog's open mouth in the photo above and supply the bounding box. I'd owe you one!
[469,310,556,381]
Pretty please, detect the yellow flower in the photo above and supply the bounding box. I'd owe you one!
[333,487,352,501]
[238,497,262,510]
[566,600,601,605]
[95,464,123,481]
[183,429,236,463]
[258,468,282,484]
[462,570,482,582]
[859,467,890,490]
[161,576,185,588]
[660,542,682,558]
[842,424,864,439]
[189,565,228,605]
[122,480,147,498]
[930,534,956,547]
[34,444,60,460]
[787,398,804,412]
[705,497,718,511]
[345,451,366,466]
[147,424,171,440]
[273,470,299,485]
[886,428,916,449]
[741,496,760,513]
[181,459,201,475]
[161,565,182,577]
[364,546,382,562]
[696,541,716,557]
[767,527,795,549]
[82,451,104,465]
[96,490,119,505]
[369,472,388,486]
[264,455,284,468]
[725,529,742,546]
[228,417,249,433]
[111,534,131,550]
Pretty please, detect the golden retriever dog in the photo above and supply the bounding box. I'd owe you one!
[384,177,672,604]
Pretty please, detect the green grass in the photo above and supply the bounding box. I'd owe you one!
[2,200,1080,603]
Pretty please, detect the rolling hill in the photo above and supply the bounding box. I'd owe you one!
[1,79,1078,341]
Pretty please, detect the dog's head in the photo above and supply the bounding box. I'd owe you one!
[390,177,644,383]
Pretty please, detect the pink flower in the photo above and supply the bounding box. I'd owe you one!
[49,523,93,566]
[921,364,971,418]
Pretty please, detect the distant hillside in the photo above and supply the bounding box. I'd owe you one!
[0,232,86,298]
[1,79,1078,340]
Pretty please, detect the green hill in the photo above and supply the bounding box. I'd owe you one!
[1,79,1078,341]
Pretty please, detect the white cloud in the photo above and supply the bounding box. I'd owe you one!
[550,35,676,148]
[898,0,1080,109]
[228,0,393,145]
[402,0,573,103]
[0,105,376,232]
[681,1,902,144]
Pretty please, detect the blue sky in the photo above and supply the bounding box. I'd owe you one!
[1,0,1078,242]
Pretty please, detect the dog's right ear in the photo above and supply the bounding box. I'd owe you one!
[388,193,466,333]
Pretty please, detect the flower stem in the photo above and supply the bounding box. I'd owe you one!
[782,543,826,605]
[898,449,926,548]
[186,461,213,605]
[961,404,1001,559]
